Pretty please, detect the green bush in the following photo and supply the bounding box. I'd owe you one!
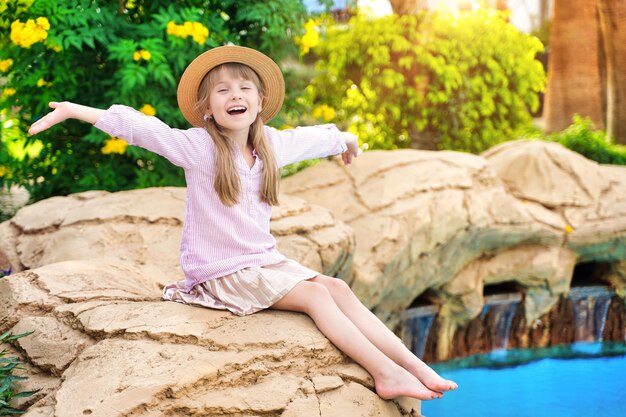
[547,116,626,165]
[0,0,307,203]
[304,9,546,153]
[0,329,38,415]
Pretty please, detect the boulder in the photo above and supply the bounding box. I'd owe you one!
[2,260,421,416]
[0,187,354,287]
[1,187,421,416]
[283,141,626,358]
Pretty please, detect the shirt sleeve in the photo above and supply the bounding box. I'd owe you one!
[265,124,348,168]
[94,104,209,169]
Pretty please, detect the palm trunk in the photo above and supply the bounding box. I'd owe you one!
[597,0,626,144]
[388,0,426,15]
[543,0,604,132]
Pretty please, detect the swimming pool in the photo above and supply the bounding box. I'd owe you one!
[422,342,626,417]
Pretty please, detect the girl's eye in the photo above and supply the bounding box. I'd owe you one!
[242,87,251,90]
[217,89,228,93]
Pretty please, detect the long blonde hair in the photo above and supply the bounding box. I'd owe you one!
[195,63,280,207]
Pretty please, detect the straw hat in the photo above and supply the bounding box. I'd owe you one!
[177,45,285,127]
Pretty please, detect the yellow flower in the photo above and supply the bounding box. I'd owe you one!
[0,166,8,177]
[101,137,128,155]
[564,225,574,234]
[47,41,62,52]
[134,49,151,61]
[36,17,50,31]
[166,20,209,45]
[139,104,156,116]
[312,104,336,122]
[191,22,209,44]
[166,21,176,35]
[10,17,50,48]
[0,59,13,73]
[296,18,320,55]
[3,88,16,96]
[37,78,47,87]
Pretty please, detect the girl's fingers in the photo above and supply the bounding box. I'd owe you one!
[29,113,53,135]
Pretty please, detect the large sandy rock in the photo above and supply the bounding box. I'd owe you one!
[283,142,626,358]
[282,150,563,324]
[0,187,354,287]
[1,186,411,416]
[1,261,419,416]
[482,140,626,262]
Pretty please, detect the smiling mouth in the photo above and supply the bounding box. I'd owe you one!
[227,106,247,115]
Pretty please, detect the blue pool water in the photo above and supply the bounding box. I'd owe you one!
[422,343,626,417]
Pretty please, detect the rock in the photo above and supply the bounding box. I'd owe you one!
[0,185,29,219]
[0,187,407,416]
[271,194,355,279]
[2,138,625,415]
[608,261,626,299]
[282,150,561,330]
[1,260,412,416]
[10,316,94,376]
[283,142,626,359]
[483,140,626,262]
[0,187,354,287]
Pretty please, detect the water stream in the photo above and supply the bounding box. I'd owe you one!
[481,292,521,350]
[568,286,614,342]
[402,304,437,359]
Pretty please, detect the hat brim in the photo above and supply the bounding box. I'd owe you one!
[177,45,285,127]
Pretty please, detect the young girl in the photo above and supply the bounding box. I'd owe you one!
[29,45,457,401]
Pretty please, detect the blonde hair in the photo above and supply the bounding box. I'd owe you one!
[195,63,280,207]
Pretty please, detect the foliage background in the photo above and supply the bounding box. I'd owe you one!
[302,9,546,153]
[2,1,623,213]
[0,0,307,202]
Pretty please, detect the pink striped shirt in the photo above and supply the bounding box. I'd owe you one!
[95,105,347,291]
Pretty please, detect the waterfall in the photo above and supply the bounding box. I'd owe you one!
[481,293,521,350]
[402,304,437,359]
[568,286,614,342]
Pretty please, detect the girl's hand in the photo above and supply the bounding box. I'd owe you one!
[340,132,361,165]
[28,101,75,135]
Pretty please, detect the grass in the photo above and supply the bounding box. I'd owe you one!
[0,327,38,415]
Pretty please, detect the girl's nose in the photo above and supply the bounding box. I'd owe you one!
[231,89,243,99]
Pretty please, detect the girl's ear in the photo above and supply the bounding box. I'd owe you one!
[258,96,263,113]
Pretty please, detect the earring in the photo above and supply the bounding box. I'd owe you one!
[204,114,213,122]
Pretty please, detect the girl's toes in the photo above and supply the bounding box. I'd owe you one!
[446,380,458,390]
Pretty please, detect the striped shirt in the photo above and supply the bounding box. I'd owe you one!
[95,105,347,291]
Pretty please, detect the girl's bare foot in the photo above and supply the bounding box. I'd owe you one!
[406,360,458,392]
[374,366,443,400]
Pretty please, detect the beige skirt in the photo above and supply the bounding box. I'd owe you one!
[162,259,320,316]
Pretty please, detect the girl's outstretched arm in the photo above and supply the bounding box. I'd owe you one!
[29,102,209,169]
[29,101,105,135]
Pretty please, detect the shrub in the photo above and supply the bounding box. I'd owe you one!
[0,329,38,415]
[547,116,626,165]
[304,9,546,153]
[0,0,307,203]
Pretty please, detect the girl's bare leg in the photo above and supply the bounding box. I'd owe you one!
[310,275,458,392]
[271,280,443,400]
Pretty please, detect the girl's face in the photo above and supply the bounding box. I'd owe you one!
[207,67,263,136]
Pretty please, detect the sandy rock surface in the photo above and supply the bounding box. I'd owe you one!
[283,142,626,357]
[0,187,419,416]
[2,140,625,410]
[0,187,354,287]
[1,260,417,416]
